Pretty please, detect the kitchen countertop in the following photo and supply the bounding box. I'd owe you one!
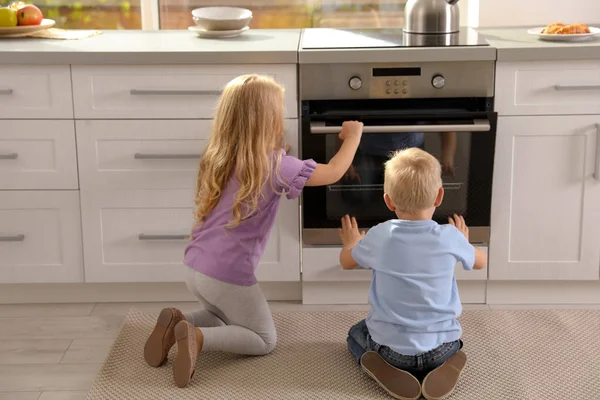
[0,30,301,65]
[2,27,600,65]
[477,27,600,61]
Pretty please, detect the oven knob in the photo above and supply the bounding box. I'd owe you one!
[432,75,445,89]
[348,76,363,90]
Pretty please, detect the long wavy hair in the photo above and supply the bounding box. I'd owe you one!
[193,74,285,228]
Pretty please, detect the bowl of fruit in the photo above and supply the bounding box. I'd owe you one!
[0,2,54,38]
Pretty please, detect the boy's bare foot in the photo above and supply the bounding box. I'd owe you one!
[421,350,467,400]
[144,308,185,367]
[172,320,202,388]
[360,351,421,400]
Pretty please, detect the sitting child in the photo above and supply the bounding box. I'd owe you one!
[338,147,486,400]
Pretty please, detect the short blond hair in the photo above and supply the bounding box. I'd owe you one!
[384,148,442,213]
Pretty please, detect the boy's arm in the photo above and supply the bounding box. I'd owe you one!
[340,247,359,270]
[338,215,365,270]
[473,247,487,270]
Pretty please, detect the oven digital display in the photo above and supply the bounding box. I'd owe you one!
[372,67,421,77]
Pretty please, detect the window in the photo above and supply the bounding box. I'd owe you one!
[160,1,408,30]
[0,0,417,30]
[0,0,142,29]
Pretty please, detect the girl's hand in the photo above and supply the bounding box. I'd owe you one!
[338,215,366,249]
[449,214,469,240]
[339,121,363,142]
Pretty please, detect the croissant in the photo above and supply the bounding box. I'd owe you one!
[542,22,564,34]
[556,23,591,34]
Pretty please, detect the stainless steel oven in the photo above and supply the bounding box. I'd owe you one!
[300,61,496,246]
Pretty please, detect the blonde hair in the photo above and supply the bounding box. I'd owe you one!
[384,148,442,213]
[194,74,285,228]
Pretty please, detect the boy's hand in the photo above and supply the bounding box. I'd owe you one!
[339,215,365,249]
[449,214,469,240]
[339,121,363,142]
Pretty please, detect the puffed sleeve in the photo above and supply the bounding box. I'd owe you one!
[277,155,317,199]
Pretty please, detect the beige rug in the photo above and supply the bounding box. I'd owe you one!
[87,309,600,400]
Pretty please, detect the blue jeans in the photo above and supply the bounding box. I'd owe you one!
[347,319,463,381]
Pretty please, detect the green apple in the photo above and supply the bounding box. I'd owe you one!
[0,7,18,27]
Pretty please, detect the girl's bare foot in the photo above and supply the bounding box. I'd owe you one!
[144,308,185,367]
[172,320,203,388]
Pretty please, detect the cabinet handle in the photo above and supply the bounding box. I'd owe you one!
[0,153,18,160]
[0,89,13,95]
[0,234,25,242]
[554,85,600,91]
[138,234,188,241]
[130,89,222,96]
[134,153,201,160]
[595,124,600,181]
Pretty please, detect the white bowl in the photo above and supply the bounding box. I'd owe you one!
[191,7,252,31]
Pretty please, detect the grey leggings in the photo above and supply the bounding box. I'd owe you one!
[183,265,277,356]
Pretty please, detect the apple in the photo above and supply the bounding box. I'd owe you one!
[0,7,18,27]
[16,4,43,26]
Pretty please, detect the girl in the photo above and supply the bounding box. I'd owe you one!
[143,74,363,388]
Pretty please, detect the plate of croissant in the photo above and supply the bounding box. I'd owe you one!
[528,22,600,41]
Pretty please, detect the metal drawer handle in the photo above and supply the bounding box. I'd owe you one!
[310,119,491,134]
[134,153,201,160]
[0,89,13,95]
[138,234,188,241]
[554,85,600,91]
[595,124,600,181]
[0,153,18,160]
[130,89,222,96]
[0,234,25,242]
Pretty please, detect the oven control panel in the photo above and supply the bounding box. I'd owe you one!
[371,76,413,98]
[300,61,495,100]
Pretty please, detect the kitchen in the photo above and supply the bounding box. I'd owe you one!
[0,0,599,398]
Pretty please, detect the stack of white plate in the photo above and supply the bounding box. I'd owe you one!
[188,7,252,38]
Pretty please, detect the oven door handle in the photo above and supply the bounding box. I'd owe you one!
[309,119,491,134]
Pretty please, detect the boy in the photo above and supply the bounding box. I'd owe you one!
[338,148,486,400]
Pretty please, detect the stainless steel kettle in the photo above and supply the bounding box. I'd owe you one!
[403,0,460,34]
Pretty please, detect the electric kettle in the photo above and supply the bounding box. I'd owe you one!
[403,0,460,34]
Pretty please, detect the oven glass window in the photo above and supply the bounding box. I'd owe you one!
[302,118,496,243]
[324,131,469,222]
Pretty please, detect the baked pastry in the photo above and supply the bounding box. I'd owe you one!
[541,22,590,34]
[556,23,591,34]
[542,22,565,34]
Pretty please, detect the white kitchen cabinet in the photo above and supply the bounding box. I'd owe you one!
[0,191,83,283]
[489,116,600,280]
[76,120,210,190]
[0,120,78,190]
[0,65,73,119]
[71,64,298,119]
[496,61,600,116]
[80,189,301,283]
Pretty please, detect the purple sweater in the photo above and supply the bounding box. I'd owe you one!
[184,155,317,286]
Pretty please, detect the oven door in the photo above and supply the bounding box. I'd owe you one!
[301,104,497,246]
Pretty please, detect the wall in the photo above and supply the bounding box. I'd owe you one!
[469,0,600,27]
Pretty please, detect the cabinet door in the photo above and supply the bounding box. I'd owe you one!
[80,189,192,283]
[0,191,83,283]
[76,120,209,190]
[255,119,301,282]
[490,116,600,280]
[0,120,78,190]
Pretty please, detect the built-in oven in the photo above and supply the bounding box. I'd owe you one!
[300,61,496,246]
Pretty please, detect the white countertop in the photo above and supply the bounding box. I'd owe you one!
[0,30,301,64]
[477,26,600,61]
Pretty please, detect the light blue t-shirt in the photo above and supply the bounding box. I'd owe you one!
[352,219,475,356]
